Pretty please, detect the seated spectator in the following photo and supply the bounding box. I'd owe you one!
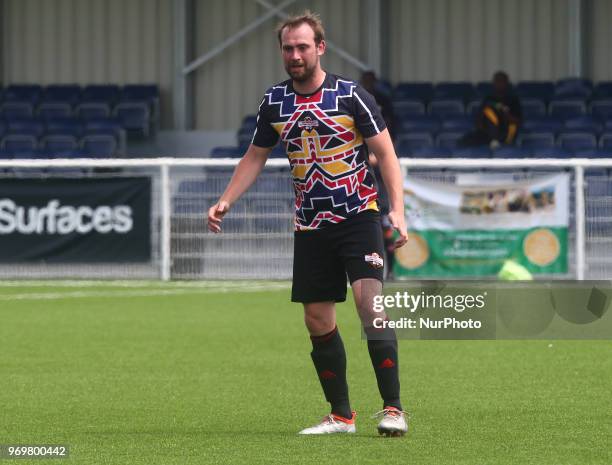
[460,71,522,148]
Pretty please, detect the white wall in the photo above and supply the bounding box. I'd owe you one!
[589,0,612,81]
[2,0,175,127]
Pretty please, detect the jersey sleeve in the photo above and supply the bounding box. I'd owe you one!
[251,95,280,148]
[353,86,387,138]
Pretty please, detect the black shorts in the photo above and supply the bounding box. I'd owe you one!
[291,210,385,303]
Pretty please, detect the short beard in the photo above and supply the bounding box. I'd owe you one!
[286,62,316,83]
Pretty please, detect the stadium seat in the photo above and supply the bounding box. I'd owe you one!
[549,99,587,118]
[113,102,151,136]
[0,120,6,139]
[210,146,242,158]
[475,81,493,97]
[269,144,286,158]
[573,148,612,158]
[564,116,602,134]
[520,99,547,118]
[240,115,258,132]
[532,146,572,158]
[7,119,45,137]
[1,134,38,152]
[589,100,612,120]
[593,82,612,99]
[440,116,473,132]
[4,85,42,103]
[76,102,111,119]
[433,82,474,101]
[521,117,564,134]
[410,146,452,158]
[554,79,592,99]
[518,132,555,150]
[516,81,555,101]
[237,128,253,148]
[46,117,84,137]
[0,149,12,160]
[41,134,79,152]
[557,132,597,152]
[395,133,433,156]
[392,100,426,117]
[37,102,72,119]
[0,102,34,119]
[393,82,434,102]
[435,131,463,150]
[492,145,528,158]
[82,85,120,103]
[466,99,482,117]
[556,77,593,89]
[428,99,465,117]
[120,84,159,102]
[451,146,491,158]
[81,134,118,157]
[599,133,612,150]
[396,116,440,134]
[43,84,81,105]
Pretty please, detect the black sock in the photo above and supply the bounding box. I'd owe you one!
[310,326,352,419]
[365,324,402,411]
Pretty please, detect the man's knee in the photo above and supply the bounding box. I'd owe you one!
[303,302,336,336]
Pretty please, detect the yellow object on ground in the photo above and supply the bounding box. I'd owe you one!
[498,260,534,281]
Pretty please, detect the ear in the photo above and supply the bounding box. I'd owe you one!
[317,40,326,56]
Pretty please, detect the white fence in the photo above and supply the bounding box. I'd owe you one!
[0,157,611,280]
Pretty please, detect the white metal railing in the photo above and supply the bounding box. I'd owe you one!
[0,157,610,280]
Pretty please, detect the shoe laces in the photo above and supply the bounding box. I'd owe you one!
[371,407,407,419]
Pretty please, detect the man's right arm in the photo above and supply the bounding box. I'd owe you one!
[207,144,272,233]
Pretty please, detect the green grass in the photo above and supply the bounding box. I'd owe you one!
[1,281,611,465]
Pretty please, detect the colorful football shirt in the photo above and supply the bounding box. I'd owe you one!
[252,73,386,231]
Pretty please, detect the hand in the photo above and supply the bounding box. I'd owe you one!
[387,209,408,249]
[207,200,231,233]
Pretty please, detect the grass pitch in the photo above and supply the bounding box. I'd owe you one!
[1,281,611,465]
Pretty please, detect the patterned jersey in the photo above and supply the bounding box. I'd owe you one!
[252,73,386,231]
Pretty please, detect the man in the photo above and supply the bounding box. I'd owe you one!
[460,71,522,148]
[207,11,409,437]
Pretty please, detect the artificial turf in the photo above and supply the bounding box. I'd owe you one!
[1,281,611,465]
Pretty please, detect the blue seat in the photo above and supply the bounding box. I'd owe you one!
[549,99,587,118]
[392,100,425,117]
[396,133,433,156]
[433,82,475,101]
[590,100,612,120]
[411,146,452,158]
[518,132,555,150]
[7,119,45,137]
[516,81,555,101]
[42,134,79,152]
[113,102,151,136]
[393,82,433,102]
[435,131,463,150]
[240,115,258,132]
[37,102,72,119]
[81,134,118,157]
[210,146,241,158]
[532,146,573,158]
[599,133,612,150]
[76,102,111,119]
[4,85,42,103]
[440,116,473,132]
[466,99,482,117]
[1,134,38,152]
[269,144,286,158]
[520,99,546,118]
[43,85,81,105]
[492,145,528,158]
[397,116,440,134]
[0,102,34,119]
[46,118,84,137]
[557,132,597,152]
[237,128,253,148]
[522,117,564,133]
[573,148,612,158]
[0,120,6,139]
[39,148,85,159]
[451,146,491,158]
[120,84,159,102]
[554,79,592,99]
[83,117,122,138]
[82,85,120,103]
[564,116,602,134]
[428,99,465,117]
[475,82,493,97]
[556,77,593,89]
[593,82,612,100]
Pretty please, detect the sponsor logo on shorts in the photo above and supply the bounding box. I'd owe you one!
[365,252,384,269]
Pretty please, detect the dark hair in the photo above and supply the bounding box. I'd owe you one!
[276,10,325,46]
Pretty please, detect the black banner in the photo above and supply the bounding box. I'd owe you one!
[0,177,151,263]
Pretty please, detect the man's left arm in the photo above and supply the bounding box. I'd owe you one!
[366,129,408,249]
